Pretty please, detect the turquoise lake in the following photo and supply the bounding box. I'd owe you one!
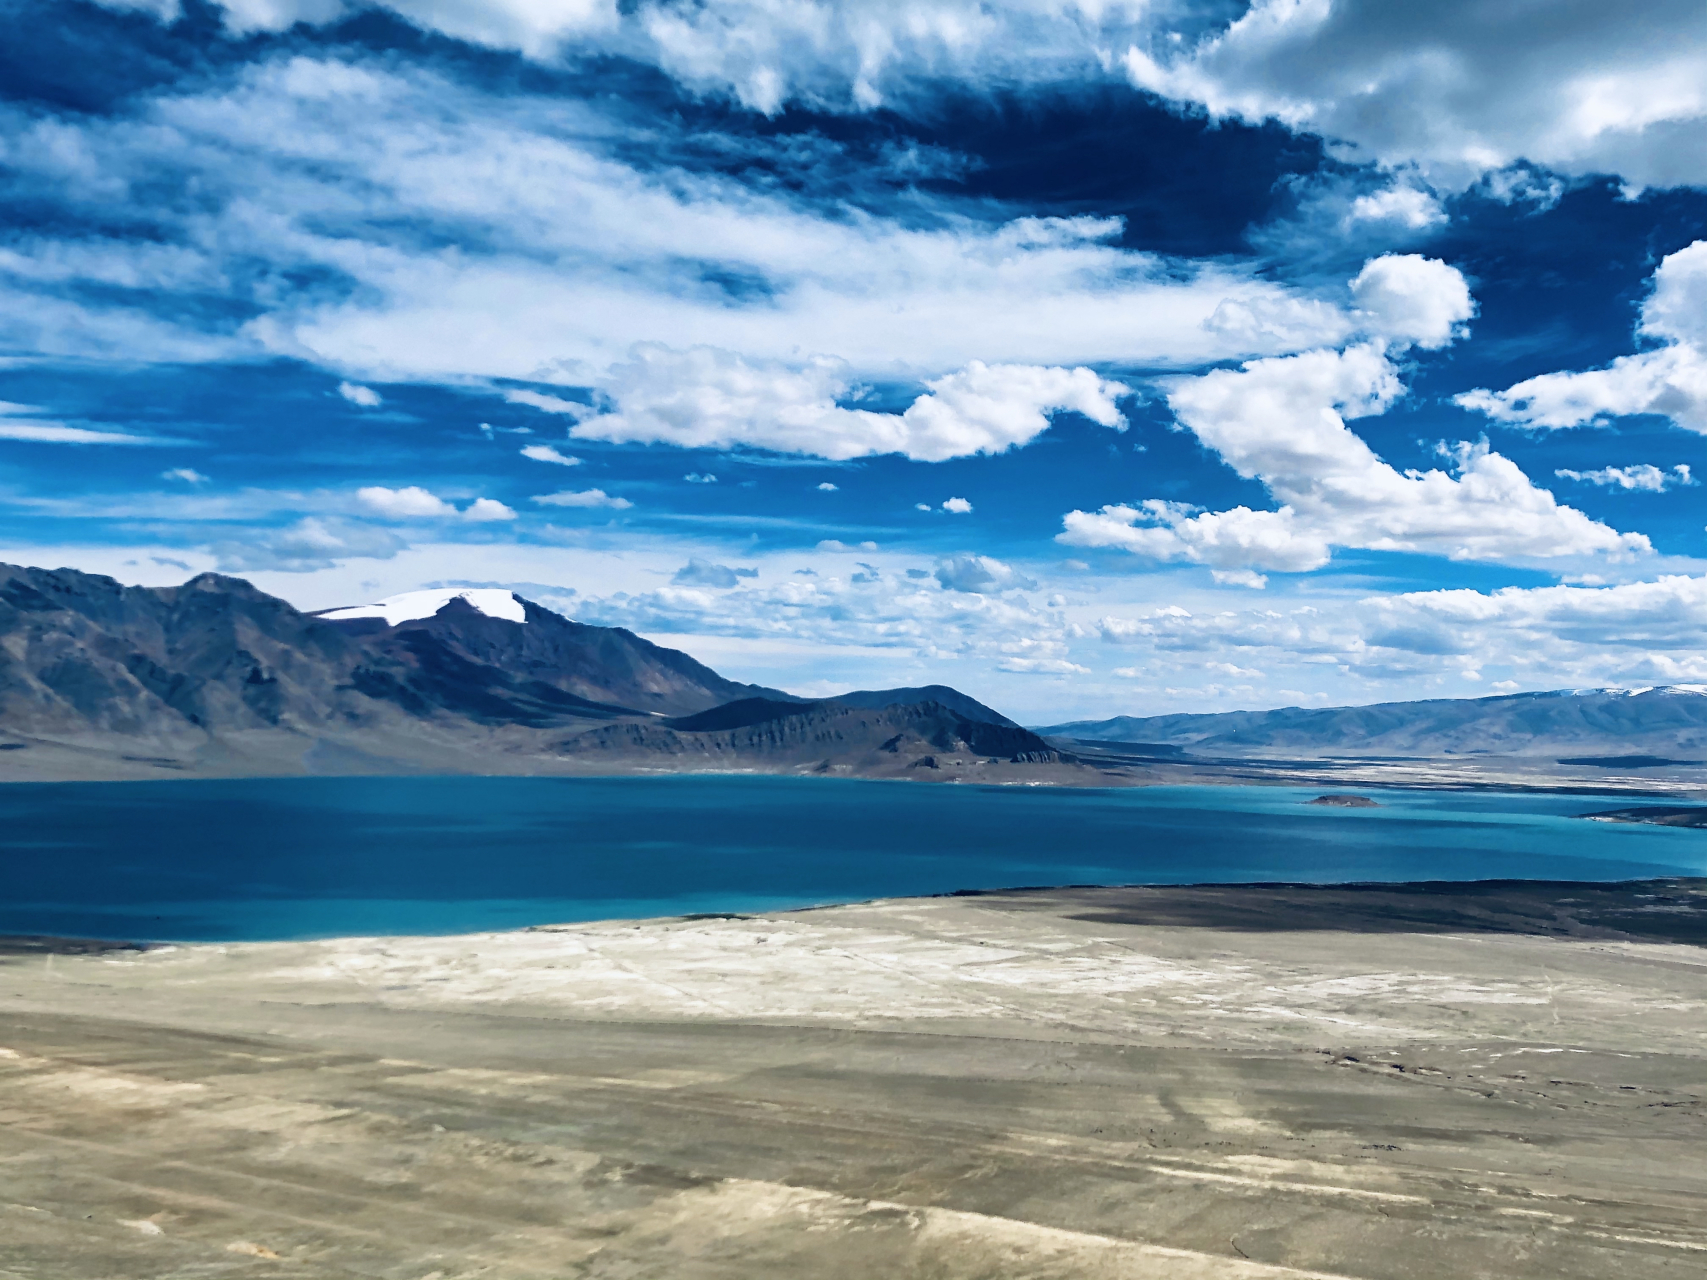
[1,775,1702,942]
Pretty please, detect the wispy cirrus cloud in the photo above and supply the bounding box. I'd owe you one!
[0,56,1363,391]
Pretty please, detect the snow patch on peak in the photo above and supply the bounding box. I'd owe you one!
[1565,684,1707,698]
[318,588,527,626]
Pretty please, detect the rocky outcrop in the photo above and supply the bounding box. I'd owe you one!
[561,700,1065,768]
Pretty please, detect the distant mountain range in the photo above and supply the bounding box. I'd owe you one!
[1038,687,1707,760]
[0,564,1056,781]
[9,560,1705,785]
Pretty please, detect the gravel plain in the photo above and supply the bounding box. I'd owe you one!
[1,879,1704,1279]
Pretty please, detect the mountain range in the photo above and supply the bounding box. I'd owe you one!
[1038,688,1707,761]
[0,563,1060,781]
[5,560,1705,786]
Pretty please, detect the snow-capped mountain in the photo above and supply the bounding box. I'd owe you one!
[318,587,529,626]
[0,563,1035,780]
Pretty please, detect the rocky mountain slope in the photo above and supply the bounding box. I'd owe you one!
[1039,686,1707,759]
[0,565,1057,781]
[317,588,795,722]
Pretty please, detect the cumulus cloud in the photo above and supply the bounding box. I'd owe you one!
[1060,343,1649,573]
[1555,464,1694,492]
[816,482,838,492]
[941,496,973,514]
[1086,569,1707,694]
[1345,186,1447,233]
[357,485,457,518]
[672,558,760,588]
[684,473,716,484]
[1458,241,1707,434]
[1212,568,1268,589]
[934,554,1036,594]
[572,556,1065,668]
[1349,255,1474,350]
[532,488,633,509]
[520,444,582,466]
[571,347,1129,462]
[358,486,515,520]
[338,381,382,407]
[1122,0,1707,189]
[463,497,518,521]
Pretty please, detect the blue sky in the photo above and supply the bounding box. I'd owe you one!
[4,0,1707,720]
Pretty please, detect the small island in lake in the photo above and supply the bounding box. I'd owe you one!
[1579,806,1707,828]
[1310,793,1380,807]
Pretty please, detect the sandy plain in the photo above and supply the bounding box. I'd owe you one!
[2,879,1705,1279]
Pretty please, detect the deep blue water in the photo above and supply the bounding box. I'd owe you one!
[0,776,1702,942]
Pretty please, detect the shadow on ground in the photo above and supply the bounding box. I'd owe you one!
[955,878,1707,945]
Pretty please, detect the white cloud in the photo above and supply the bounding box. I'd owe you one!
[520,444,582,466]
[941,496,973,514]
[997,657,1089,675]
[106,0,1155,111]
[114,0,1707,197]
[357,485,457,518]
[934,554,1036,594]
[463,497,518,521]
[1122,0,1707,189]
[0,403,172,445]
[574,554,1064,668]
[571,347,1129,462]
[532,488,633,509]
[338,381,382,407]
[505,389,591,417]
[914,502,932,512]
[673,558,759,588]
[162,467,210,483]
[0,58,1361,384]
[1344,186,1447,233]
[816,482,838,492]
[1458,240,1707,434]
[0,423,164,445]
[1555,464,1694,492]
[211,516,405,572]
[1211,568,1268,589]
[1358,575,1707,682]
[1348,255,1474,350]
[1060,343,1649,573]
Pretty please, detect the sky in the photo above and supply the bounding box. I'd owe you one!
[4,0,1707,722]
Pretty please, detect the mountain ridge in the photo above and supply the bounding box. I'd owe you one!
[1038,686,1707,758]
[0,564,1060,782]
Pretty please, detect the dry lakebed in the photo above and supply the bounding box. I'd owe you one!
[2,879,1705,1279]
